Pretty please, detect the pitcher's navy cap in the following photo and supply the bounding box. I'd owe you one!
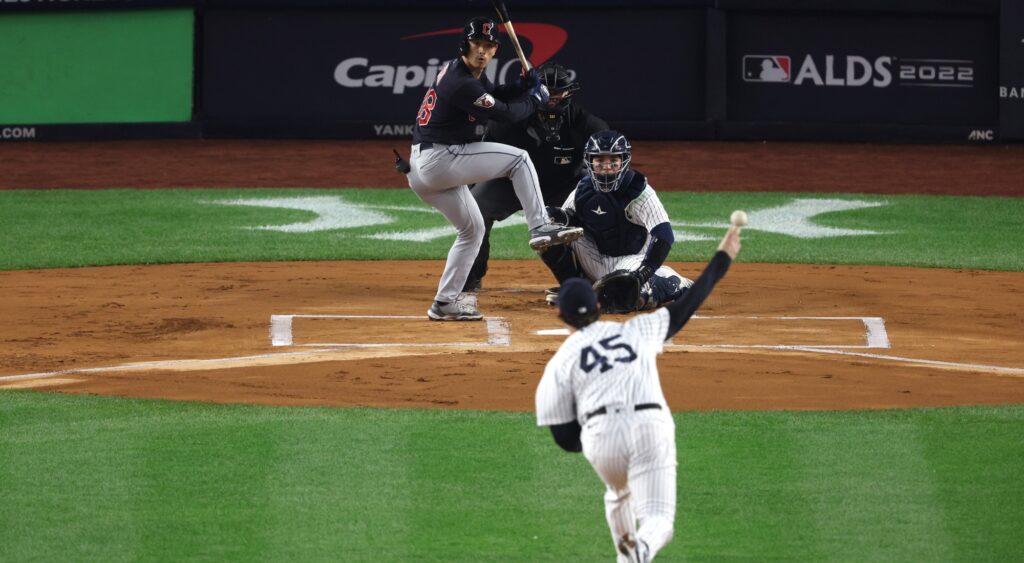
[558,277,597,320]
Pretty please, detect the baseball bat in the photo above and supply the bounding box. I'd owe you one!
[490,0,532,71]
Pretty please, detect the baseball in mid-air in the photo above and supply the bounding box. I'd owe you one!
[730,210,748,227]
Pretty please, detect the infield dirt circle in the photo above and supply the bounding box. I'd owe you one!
[2,140,1023,410]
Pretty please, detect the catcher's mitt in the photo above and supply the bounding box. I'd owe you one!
[593,269,643,314]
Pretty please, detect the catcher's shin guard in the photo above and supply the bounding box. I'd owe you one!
[540,245,582,283]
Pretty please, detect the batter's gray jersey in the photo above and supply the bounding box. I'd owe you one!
[536,307,671,426]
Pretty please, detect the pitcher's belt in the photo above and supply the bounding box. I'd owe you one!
[584,403,661,422]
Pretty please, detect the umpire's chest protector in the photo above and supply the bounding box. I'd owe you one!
[574,172,649,257]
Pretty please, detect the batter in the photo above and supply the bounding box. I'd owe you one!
[404,16,583,321]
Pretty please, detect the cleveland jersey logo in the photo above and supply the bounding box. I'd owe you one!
[592,206,608,215]
[473,93,495,109]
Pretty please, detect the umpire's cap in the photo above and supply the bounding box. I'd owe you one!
[558,278,600,329]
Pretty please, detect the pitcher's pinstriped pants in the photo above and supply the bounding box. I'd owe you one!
[582,407,677,562]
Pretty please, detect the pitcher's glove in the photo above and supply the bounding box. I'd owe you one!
[593,269,644,314]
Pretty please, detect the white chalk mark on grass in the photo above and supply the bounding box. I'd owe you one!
[205,196,893,242]
[206,196,394,232]
[673,198,890,239]
[366,226,460,243]
[364,213,527,242]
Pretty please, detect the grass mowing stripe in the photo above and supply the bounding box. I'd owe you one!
[791,412,952,561]
[919,408,1024,560]
[4,392,1024,561]
[680,413,818,560]
[1,188,1023,271]
[132,413,279,561]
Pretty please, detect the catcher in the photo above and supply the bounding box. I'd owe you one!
[542,130,691,313]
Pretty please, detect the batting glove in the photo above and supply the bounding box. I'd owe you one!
[531,82,550,105]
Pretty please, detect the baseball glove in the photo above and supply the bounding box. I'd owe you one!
[593,269,643,314]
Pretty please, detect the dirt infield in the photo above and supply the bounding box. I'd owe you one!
[1,140,1022,410]
[2,260,1023,410]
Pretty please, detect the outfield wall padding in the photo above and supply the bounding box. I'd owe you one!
[0,9,194,127]
[1,0,1020,143]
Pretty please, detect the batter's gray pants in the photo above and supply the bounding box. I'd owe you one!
[406,141,548,303]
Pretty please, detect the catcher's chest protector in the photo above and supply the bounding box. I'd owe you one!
[574,173,648,256]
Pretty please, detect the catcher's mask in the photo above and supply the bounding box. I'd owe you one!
[536,62,580,142]
[557,278,600,329]
[459,17,500,55]
[584,130,632,192]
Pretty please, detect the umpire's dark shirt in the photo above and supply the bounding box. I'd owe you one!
[413,57,539,145]
[483,103,608,198]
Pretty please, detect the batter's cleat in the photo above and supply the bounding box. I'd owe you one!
[528,224,583,251]
[427,295,483,321]
[545,287,559,306]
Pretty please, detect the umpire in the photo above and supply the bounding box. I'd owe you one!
[462,62,608,292]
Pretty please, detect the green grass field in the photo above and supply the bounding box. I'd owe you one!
[2,393,1022,561]
[1,188,1022,270]
[2,187,1023,561]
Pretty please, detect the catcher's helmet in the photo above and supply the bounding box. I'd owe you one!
[459,17,500,55]
[557,277,600,329]
[584,130,632,193]
[536,62,580,142]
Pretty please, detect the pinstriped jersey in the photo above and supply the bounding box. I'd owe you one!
[563,177,671,255]
[536,307,671,426]
[621,184,670,230]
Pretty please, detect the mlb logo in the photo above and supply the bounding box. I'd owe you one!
[743,55,791,83]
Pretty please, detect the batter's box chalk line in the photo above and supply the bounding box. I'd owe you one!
[534,315,1023,376]
[536,316,889,349]
[270,314,510,348]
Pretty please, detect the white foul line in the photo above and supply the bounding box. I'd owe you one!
[784,347,1024,376]
[0,349,343,383]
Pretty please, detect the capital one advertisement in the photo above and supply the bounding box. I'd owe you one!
[727,13,998,126]
[201,9,706,136]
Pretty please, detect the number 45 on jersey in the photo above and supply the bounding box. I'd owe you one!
[581,334,637,373]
